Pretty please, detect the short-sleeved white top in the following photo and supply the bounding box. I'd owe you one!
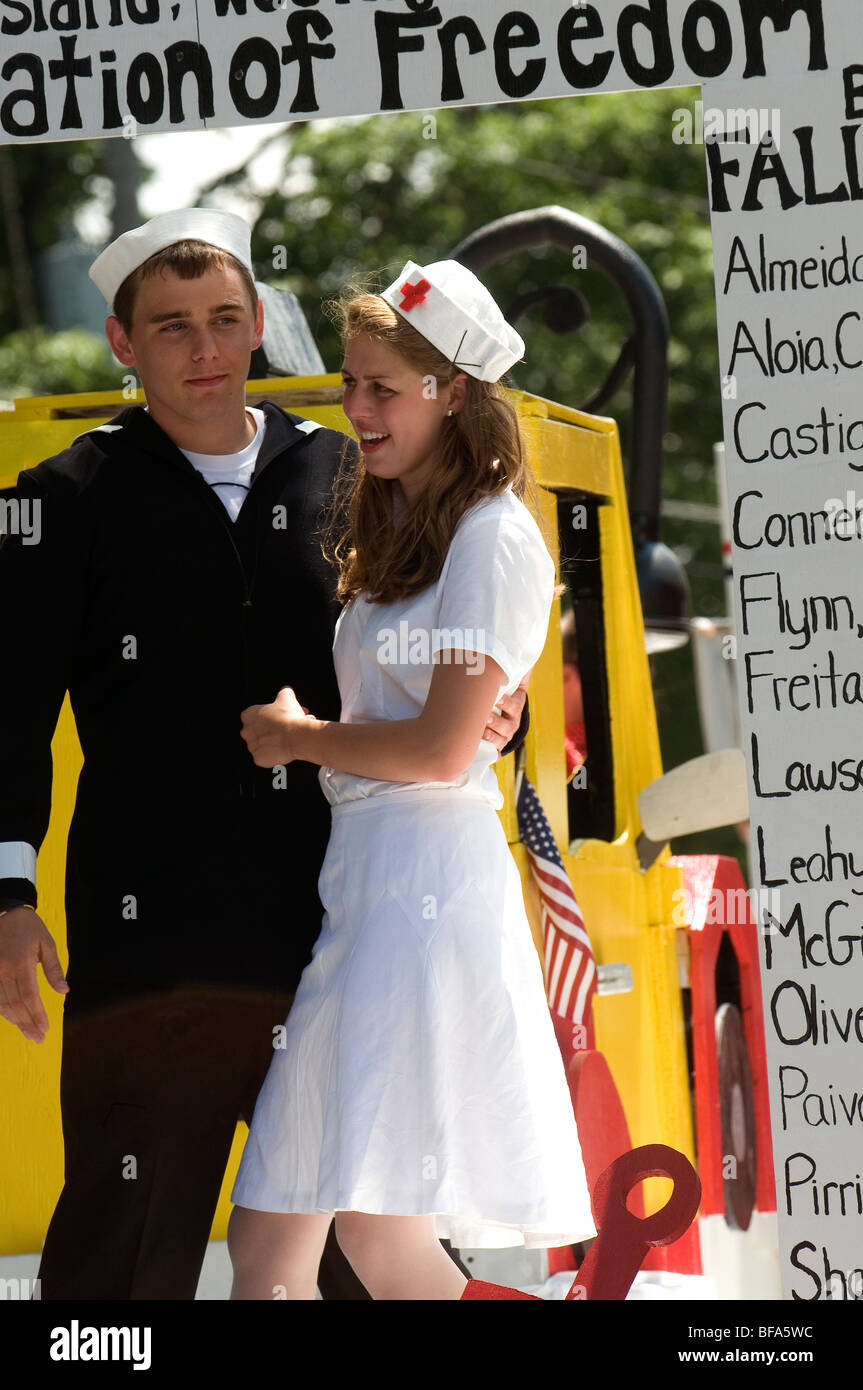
[319,489,555,809]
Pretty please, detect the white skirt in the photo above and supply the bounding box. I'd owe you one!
[232,792,595,1249]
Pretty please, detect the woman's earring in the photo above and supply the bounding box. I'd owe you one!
[447,410,453,417]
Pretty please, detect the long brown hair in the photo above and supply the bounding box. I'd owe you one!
[325,288,538,605]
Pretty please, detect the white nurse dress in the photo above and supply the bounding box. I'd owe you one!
[232,489,595,1249]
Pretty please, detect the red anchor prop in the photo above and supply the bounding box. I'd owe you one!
[459,1143,701,1300]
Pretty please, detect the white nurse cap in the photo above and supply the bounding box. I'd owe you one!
[381,260,524,382]
[88,208,254,308]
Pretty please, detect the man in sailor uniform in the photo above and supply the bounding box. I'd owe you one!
[0,210,524,1299]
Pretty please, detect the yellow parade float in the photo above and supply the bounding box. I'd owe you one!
[0,209,779,1293]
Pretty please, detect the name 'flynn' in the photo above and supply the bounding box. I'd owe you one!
[0,0,830,140]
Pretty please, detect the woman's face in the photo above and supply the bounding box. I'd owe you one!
[340,334,465,503]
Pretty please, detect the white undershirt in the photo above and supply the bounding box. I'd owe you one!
[179,407,266,521]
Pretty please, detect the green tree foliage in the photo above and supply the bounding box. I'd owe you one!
[0,328,118,400]
[252,94,715,445]
[248,94,720,584]
[0,143,106,338]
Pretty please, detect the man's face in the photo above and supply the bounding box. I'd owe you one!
[105,263,264,452]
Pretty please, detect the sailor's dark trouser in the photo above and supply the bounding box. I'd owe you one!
[37,984,370,1301]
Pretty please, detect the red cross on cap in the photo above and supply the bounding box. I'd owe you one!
[398,278,431,312]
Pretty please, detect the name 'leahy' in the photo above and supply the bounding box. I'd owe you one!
[49,1321,151,1371]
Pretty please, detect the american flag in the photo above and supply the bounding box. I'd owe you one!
[516,774,596,1042]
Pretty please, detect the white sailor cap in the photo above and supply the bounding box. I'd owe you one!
[88,209,254,309]
[381,260,524,382]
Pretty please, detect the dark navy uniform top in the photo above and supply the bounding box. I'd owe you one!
[0,402,352,1000]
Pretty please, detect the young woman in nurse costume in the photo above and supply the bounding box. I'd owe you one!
[228,261,595,1299]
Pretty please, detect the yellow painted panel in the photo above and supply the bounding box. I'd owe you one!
[1,698,79,1251]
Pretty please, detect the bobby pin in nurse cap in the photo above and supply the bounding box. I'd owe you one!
[381,260,525,383]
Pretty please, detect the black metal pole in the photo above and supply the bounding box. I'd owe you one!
[451,206,669,548]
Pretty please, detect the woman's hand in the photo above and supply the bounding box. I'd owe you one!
[241,687,311,767]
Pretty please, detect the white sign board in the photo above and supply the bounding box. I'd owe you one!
[706,49,863,1302]
[0,0,832,144]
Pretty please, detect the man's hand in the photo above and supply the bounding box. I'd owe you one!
[0,909,68,1042]
[483,669,531,754]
